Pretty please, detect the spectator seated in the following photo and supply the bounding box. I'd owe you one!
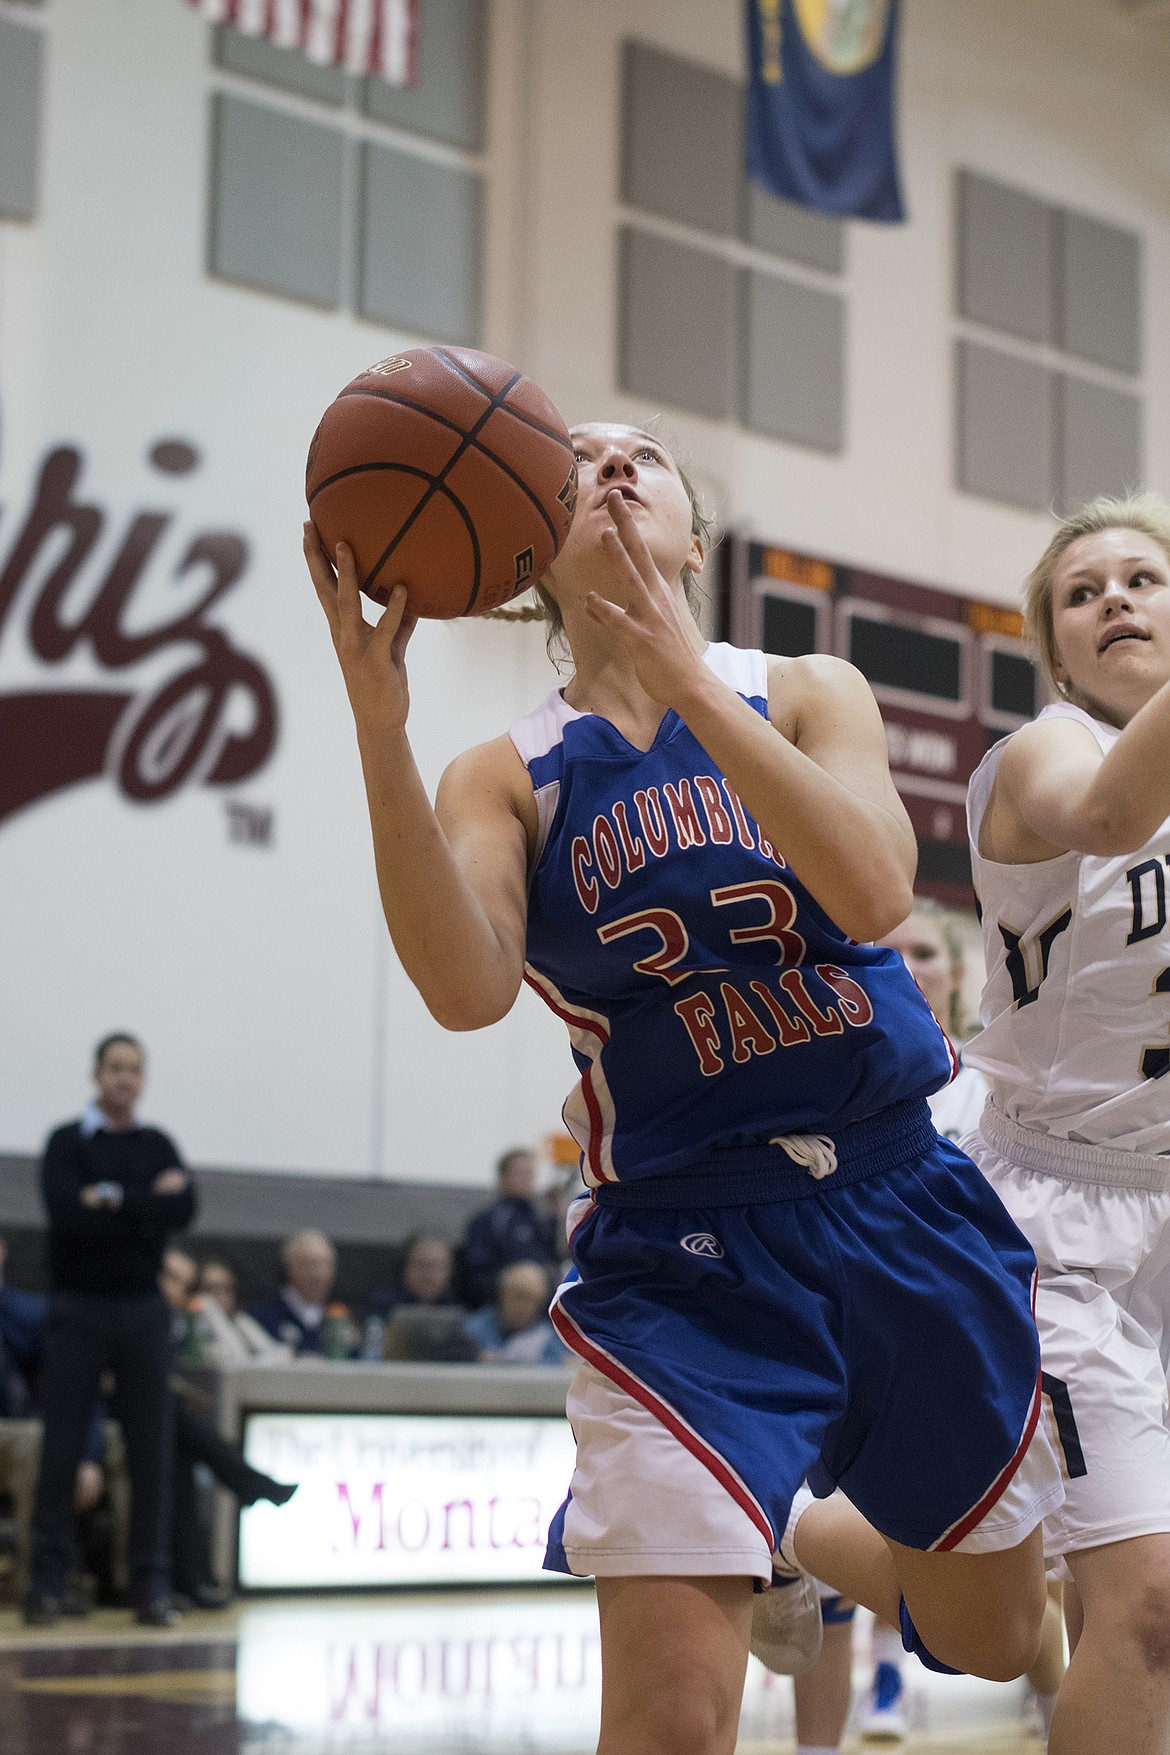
[367,1234,460,1322]
[460,1149,560,1308]
[463,1262,569,1367]
[247,1230,349,1356]
[187,1258,292,1367]
[161,1249,296,1608]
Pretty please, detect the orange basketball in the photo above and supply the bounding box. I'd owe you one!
[306,346,578,619]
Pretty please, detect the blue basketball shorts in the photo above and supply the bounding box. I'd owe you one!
[544,1100,1064,1581]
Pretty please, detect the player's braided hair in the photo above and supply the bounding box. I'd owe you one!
[484,439,713,664]
[1023,491,1170,691]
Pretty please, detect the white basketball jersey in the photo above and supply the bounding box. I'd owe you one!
[966,701,1170,1156]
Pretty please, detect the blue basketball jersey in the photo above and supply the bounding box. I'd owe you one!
[510,644,954,1185]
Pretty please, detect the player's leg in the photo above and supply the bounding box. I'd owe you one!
[889,1529,1048,1680]
[780,1132,1063,1679]
[549,1359,781,1753]
[1047,1536,1170,1755]
[791,1494,1047,1680]
[1009,1178,1170,1753]
[1064,1579,1084,1655]
[858,1618,909,1745]
[971,1129,1170,1745]
[595,1574,753,1755]
[1022,1581,1065,1742]
[792,1599,855,1755]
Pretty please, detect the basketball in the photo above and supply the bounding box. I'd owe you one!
[305,346,578,619]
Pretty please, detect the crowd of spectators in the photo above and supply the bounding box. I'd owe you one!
[0,1036,581,1626]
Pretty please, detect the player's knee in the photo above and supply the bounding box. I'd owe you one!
[1125,1576,1170,1677]
[654,1691,731,1755]
[973,1620,1041,1683]
[963,1594,1045,1683]
[608,1679,732,1755]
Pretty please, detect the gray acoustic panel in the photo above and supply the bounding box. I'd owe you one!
[364,0,486,150]
[741,270,845,453]
[209,93,345,309]
[621,40,739,238]
[359,143,482,342]
[956,169,1054,344]
[742,182,844,274]
[956,339,1053,510]
[0,17,42,220]
[1057,209,1142,375]
[618,227,735,420]
[0,1153,491,1247]
[1057,374,1142,512]
[214,22,348,104]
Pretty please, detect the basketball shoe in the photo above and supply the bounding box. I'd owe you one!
[748,1570,824,1675]
[859,1660,908,1743]
[748,1484,823,1675]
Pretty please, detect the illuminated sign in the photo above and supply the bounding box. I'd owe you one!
[238,1412,578,1589]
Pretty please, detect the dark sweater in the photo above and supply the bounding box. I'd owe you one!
[461,1196,559,1306]
[41,1120,197,1297]
[246,1290,325,1356]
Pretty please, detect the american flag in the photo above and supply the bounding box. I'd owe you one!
[186,0,421,85]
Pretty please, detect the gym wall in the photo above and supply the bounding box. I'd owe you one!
[0,0,1166,1186]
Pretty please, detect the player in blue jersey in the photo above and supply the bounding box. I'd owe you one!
[306,422,1063,1755]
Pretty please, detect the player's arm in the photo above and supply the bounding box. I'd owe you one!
[364,735,532,1030]
[983,679,1170,862]
[306,527,533,1030]
[582,498,914,941]
[769,652,917,933]
[664,656,914,942]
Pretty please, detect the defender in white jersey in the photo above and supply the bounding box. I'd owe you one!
[964,493,1170,1755]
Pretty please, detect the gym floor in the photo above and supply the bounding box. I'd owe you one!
[0,1589,1045,1754]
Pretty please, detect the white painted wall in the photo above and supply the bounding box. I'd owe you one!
[1,0,1167,1182]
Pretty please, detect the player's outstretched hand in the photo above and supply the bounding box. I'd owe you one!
[305,522,418,736]
[586,489,706,709]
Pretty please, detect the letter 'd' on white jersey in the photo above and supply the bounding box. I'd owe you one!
[966,702,1170,1157]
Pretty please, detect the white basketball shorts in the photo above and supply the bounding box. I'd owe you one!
[968,1105,1170,1559]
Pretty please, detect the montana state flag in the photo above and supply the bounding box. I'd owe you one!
[746,0,905,222]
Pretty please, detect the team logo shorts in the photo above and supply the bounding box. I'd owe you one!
[545,1100,1064,1581]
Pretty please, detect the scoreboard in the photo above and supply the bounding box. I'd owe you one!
[724,535,1046,908]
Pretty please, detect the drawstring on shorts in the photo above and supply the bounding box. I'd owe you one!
[769,1133,839,1180]
[591,1099,935,1207]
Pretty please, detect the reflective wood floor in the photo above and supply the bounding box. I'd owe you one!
[0,1592,1045,1754]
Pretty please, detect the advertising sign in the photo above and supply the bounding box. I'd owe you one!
[238,1411,578,1589]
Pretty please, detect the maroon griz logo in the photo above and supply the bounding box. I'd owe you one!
[0,436,278,825]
